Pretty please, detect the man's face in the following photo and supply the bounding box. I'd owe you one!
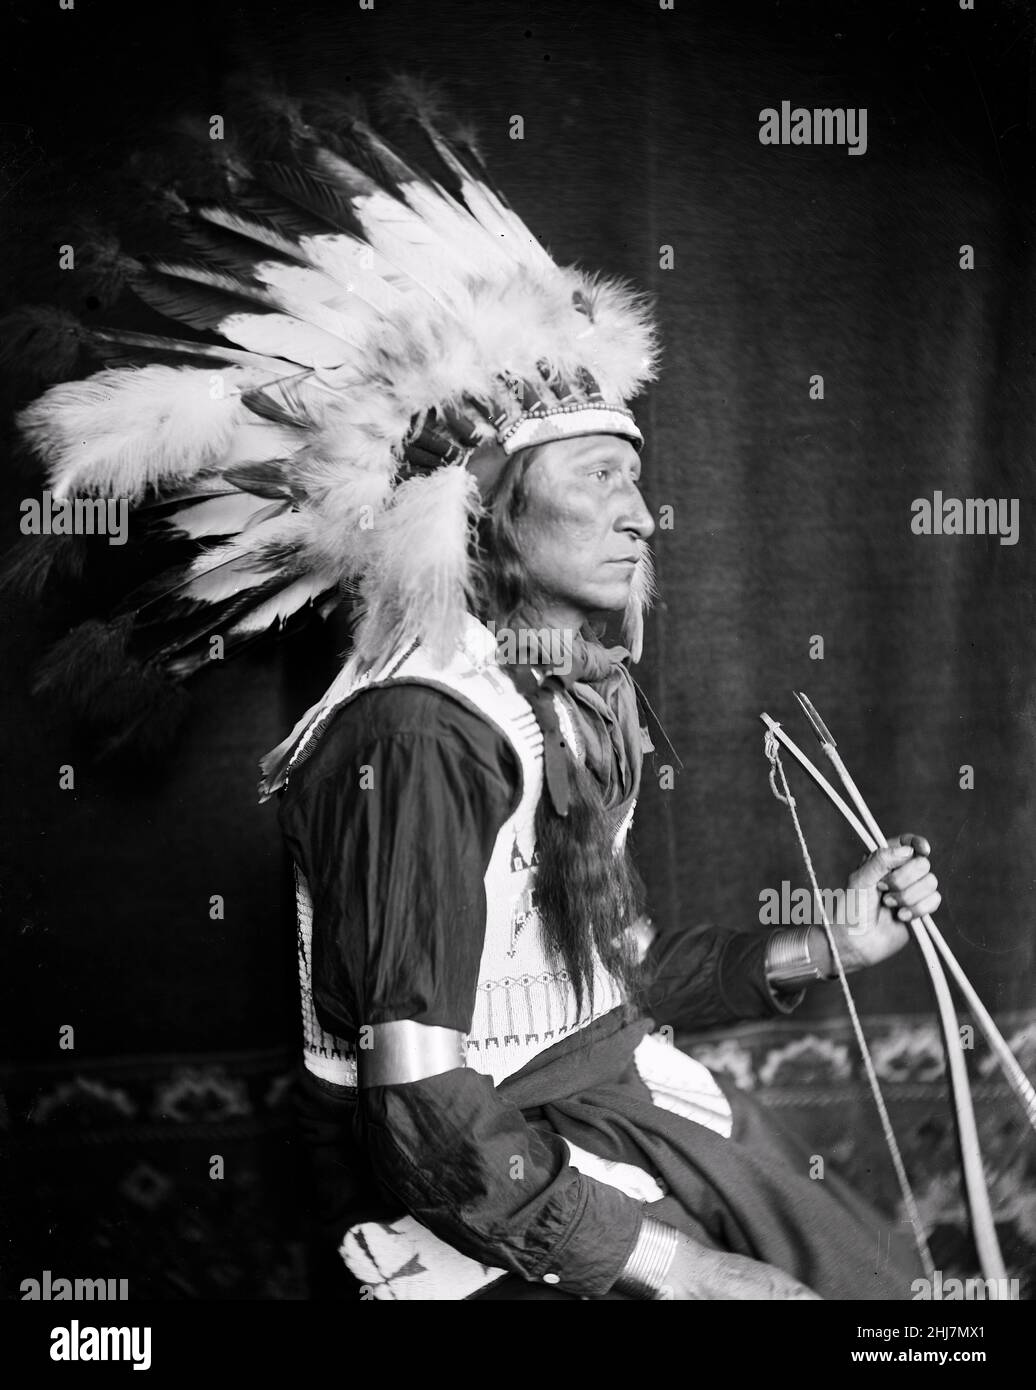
[515,434,655,626]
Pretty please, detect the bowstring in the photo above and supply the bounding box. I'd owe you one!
[764,728,936,1282]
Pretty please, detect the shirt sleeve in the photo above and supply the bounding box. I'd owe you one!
[278,685,642,1296]
[641,921,804,1030]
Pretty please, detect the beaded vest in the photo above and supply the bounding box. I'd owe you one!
[289,613,629,1089]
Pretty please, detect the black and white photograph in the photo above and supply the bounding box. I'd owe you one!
[2,0,1034,1359]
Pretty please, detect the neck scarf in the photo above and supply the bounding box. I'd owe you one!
[502,623,652,822]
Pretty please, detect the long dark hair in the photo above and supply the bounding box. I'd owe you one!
[472,452,643,1015]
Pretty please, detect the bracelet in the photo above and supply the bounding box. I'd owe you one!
[612,1217,680,1299]
[765,926,831,991]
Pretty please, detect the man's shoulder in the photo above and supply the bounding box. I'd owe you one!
[288,680,516,789]
[344,680,474,734]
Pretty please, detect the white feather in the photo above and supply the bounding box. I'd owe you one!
[164,492,275,538]
[181,554,283,605]
[179,512,307,603]
[229,572,336,634]
[216,313,350,367]
[301,234,409,313]
[253,262,380,342]
[217,421,308,468]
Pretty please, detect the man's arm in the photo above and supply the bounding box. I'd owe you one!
[643,834,939,1033]
[641,919,806,1031]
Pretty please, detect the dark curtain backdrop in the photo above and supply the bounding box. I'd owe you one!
[3,0,1034,1297]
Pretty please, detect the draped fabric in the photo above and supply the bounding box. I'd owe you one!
[497,1011,922,1300]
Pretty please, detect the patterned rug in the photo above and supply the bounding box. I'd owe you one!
[6,1012,1034,1299]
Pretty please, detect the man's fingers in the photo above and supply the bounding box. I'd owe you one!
[888,889,942,922]
[885,872,938,909]
[885,856,932,892]
[855,834,934,892]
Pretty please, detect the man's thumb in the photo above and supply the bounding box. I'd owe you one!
[855,841,915,888]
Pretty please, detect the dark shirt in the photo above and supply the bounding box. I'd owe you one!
[279,683,793,1296]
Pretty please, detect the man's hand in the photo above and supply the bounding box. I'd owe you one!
[659,1232,822,1300]
[815,833,940,975]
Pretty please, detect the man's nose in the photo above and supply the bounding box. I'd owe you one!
[618,481,655,540]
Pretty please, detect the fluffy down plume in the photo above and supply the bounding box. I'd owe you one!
[565,273,659,401]
[294,456,396,581]
[18,365,272,501]
[32,616,190,756]
[354,463,482,666]
[0,306,88,385]
[621,546,657,664]
[70,220,129,309]
[0,533,88,600]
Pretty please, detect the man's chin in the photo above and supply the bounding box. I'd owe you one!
[535,584,632,630]
[585,589,634,622]
[591,581,636,614]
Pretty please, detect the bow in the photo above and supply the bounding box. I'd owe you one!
[759,693,1036,1286]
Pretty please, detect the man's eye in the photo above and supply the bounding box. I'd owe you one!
[592,468,611,481]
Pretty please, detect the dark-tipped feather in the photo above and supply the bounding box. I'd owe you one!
[190,202,309,265]
[152,573,332,676]
[172,220,304,281]
[114,527,296,620]
[146,572,300,658]
[222,461,296,499]
[318,111,426,194]
[127,267,275,335]
[145,257,274,304]
[240,379,314,428]
[252,160,364,234]
[86,327,287,373]
[228,187,333,243]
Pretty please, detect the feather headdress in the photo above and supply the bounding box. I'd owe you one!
[9,80,658,770]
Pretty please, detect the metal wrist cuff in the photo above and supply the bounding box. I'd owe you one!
[612,1217,680,1300]
[765,925,829,990]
